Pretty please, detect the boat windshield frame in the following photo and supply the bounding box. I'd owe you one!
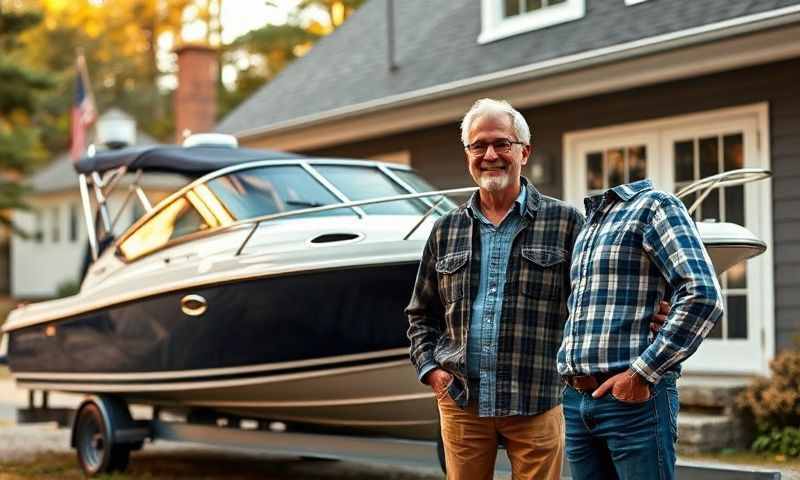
[80,158,465,264]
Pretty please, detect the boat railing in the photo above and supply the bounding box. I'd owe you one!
[233,187,479,256]
[675,168,771,215]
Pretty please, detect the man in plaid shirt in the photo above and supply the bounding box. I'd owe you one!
[407,98,586,479]
[557,180,724,479]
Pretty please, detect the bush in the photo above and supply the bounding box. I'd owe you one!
[752,426,800,457]
[737,349,800,456]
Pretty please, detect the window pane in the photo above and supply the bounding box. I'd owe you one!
[586,152,603,190]
[548,0,566,4]
[723,134,743,171]
[699,136,719,179]
[726,261,747,289]
[725,185,744,225]
[526,0,543,10]
[727,295,748,339]
[393,169,458,213]
[69,204,79,242]
[315,165,426,215]
[207,166,351,219]
[607,148,625,187]
[504,0,520,16]
[51,207,60,243]
[628,145,647,182]
[700,190,720,222]
[674,141,694,182]
[119,197,207,260]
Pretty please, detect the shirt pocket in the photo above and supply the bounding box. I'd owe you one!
[435,251,470,304]
[519,247,567,300]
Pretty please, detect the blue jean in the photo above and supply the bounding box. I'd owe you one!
[562,372,680,480]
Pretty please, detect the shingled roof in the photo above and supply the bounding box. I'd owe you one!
[217,0,800,137]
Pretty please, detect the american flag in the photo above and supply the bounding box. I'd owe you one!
[70,53,97,162]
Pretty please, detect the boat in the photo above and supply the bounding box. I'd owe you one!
[2,134,470,442]
[1,136,769,444]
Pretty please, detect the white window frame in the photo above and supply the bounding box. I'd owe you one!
[479,0,586,44]
[563,103,774,375]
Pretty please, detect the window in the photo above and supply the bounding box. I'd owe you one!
[313,165,427,215]
[673,133,747,340]
[206,165,353,219]
[50,206,60,243]
[584,145,648,196]
[34,211,43,243]
[69,203,80,243]
[391,169,458,214]
[118,165,354,261]
[479,0,585,44]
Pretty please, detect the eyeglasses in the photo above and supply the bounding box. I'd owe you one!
[464,139,526,156]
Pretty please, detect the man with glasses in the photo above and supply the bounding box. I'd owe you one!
[406,98,583,479]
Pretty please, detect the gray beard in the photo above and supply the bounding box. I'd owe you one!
[478,172,510,192]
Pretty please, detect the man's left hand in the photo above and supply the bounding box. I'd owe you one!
[592,368,651,403]
[650,300,670,334]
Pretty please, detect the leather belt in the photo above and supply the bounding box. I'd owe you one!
[563,372,619,393]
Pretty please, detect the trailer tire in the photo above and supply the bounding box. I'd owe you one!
[74,402,130,476]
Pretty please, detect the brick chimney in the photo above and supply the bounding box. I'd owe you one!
[174,44,218,144]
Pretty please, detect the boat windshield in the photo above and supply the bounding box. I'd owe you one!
[206,165,354,219]
[117,162,451,262]
[313,165,429,215]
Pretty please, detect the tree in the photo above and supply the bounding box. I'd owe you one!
[0,5,53,230]
[21,0,192,149]
[218,0,366,118]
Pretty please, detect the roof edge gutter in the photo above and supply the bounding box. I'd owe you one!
[234,4,800,141]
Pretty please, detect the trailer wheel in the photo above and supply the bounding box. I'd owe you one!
[74,402,130,476]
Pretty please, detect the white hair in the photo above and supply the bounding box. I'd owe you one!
[459,98,531,146]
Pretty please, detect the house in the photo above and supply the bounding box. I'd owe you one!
[218,0,800,449]
[11,109,185,299]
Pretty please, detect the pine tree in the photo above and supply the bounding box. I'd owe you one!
[0,6,53,231]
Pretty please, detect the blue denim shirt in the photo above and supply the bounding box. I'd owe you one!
[466,187,526,415]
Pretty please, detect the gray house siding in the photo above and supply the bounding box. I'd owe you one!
[304,57,800,352]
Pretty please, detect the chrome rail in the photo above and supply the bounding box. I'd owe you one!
[233,186,478,256]
[675,168,771,215]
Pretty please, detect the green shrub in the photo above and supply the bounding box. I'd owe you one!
[752,426,800,457]
[738,349,800,456]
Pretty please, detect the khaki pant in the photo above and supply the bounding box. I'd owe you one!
[437,391,563,480]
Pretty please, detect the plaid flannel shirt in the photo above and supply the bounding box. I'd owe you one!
[557,180,724,383]
[406,178,584,416]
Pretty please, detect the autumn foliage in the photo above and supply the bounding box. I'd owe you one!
[737,349,800,456]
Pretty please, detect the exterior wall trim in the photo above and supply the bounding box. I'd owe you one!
[235,5,800,150]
